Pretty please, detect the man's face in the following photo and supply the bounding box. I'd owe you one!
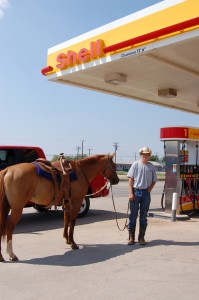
[141,153,150,164]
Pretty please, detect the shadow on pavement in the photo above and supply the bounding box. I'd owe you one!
[19,243,133,266]
[19,238,199,267]
[148,239,199,247]
[15,209,128,234]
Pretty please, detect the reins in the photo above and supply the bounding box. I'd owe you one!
[86,181,129,231]
[77,165,108,197]
[110,185,129,231]
[86,181,108,197]
[78,155,112,198]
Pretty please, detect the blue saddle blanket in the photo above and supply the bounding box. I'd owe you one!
[33,162,52,180]
[32,162,78,181]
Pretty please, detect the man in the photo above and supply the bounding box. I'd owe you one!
[127,146,157,245]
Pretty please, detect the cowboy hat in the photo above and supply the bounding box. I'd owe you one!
[139,146,152,155]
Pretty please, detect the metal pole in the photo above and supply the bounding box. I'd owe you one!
[113,142,119,163]
[76,146,80,159]
[171,192,178,221]
[88,148,93,156]
[81,139,84,158]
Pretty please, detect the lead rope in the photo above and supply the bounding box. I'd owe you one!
[110,185,129,231]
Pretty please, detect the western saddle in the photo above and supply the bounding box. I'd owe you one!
[35,154,74,209]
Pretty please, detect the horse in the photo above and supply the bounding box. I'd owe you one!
[0,153,119,262]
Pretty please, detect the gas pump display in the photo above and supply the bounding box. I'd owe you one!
[160,126,199,215]
[180,159,199,213]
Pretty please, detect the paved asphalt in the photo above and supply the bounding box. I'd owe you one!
[0,181,199,300]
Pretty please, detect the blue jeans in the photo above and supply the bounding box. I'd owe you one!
[128,189,151,229]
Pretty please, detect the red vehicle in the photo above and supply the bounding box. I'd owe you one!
[0,146,109,217]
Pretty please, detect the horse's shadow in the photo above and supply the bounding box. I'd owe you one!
[14,209,127,234]
[19,239,199,267]
[20,243,132,266]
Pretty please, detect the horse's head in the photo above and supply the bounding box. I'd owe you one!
[102,153,119,185]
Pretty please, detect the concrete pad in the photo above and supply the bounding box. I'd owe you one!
[0,181,199,300]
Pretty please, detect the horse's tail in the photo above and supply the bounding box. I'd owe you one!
[0,170,10,238]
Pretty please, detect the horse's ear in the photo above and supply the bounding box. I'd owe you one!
[109,153,115,160]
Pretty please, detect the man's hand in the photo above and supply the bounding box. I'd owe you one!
[129,193,134,201]
[147,182,156,193]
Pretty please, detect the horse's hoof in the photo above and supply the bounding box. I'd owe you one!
[71,243,79,250]
[9,255,18,262]
[0,257,5,262]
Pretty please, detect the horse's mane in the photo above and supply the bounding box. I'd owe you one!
[75,154,107,167]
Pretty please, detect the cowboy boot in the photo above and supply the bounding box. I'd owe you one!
[128,226,136,245]
[138,225,147,245]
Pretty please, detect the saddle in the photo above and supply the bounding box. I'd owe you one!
[35,155,75,209]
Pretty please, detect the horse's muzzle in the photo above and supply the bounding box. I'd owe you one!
[110,176,119,185]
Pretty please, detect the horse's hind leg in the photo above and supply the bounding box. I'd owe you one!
[6,209,23,261]
[0,200,10,262]
[0,235,5,262]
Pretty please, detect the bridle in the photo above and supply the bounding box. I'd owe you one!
[102,156,119,185]
[78,155,118,197]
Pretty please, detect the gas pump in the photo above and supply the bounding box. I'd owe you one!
[160,126,199,215]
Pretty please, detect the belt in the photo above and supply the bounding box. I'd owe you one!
[134,188,148,190]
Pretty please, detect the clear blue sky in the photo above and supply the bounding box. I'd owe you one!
[0,0,198,160]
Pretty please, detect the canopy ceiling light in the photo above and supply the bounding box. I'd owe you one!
[104,73,127,85]
[158,88,177,98]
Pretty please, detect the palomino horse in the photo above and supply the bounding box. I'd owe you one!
[0,153,119,262]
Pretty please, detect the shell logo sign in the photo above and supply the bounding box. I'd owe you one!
[56,39,104,70]
[41,39,105,75]
[41,0,199,77]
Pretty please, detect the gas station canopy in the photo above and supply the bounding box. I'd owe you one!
[42,0,199,115]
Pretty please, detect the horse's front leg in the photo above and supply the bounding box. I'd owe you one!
[63,209,70,245]
[6,209,23,261]
[69,217,79,250]
[66,207,80,250]
[63,210,79,250]
[63,196,82,250]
